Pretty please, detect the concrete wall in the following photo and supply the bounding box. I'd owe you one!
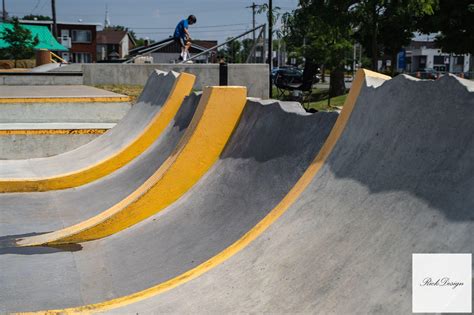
[0,74,83,85]
[0,134,100,159]
[82,64,269,98]
[0,102,131,123]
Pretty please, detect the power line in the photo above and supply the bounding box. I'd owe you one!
[130,23,250,30]
[30,0,42,15]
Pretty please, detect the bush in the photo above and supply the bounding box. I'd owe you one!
[0,59,36,69]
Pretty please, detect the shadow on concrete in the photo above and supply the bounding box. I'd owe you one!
[0,233,82,255]
[326,74,474,222]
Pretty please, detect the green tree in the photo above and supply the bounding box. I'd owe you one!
[0,18,39,67]
[22,14,52,21]
[283,0,353,97]
[352,0,437,72]
[241,38,254,62]
[219,37,243,63]
[418,0,474,54]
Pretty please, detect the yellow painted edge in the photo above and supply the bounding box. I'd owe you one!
[0,97,130,103]
[0,72,196,193]
[18,86,248,246]
[0,129,108,135]
[20,69,391,315]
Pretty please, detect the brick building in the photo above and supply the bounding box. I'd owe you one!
[20,20,101,63]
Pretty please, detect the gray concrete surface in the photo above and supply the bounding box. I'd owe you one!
[0,134,101,159]
[0,123,115,159]
[0,74,83,85]
[0,92,200,236]
[0,123,116,130]
[0,85,127,98]
[1,74,472,313]
[0,70,175,177]
[0,102,131,124]
[0,100,337,312]
[113,75,474,313]
[82,63,269,99]
[48,64,83,73]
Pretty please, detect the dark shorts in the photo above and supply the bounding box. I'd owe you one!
[174,37,186,48]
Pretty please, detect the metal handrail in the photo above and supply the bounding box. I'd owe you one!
[124,39,175,64]
[50,51,68,64]
[182,24,266,64]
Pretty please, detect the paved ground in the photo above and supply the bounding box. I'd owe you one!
[0,70,472,313]
[0,85,127,99]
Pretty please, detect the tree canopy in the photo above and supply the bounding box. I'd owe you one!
[0,18,39,67]
[418,0,474,54]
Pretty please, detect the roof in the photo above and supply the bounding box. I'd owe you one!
[19,20,102,26]
[97,30,134,45]
[0,23,67,51]
[409,40,438,50]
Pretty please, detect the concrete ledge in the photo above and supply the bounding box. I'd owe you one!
[0,134,100,159]
[0,73,83,85]
[0,123,115,133]
[0,122,115,159]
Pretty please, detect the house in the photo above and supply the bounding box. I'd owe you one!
[97,30,136,61]
[20,20,101,63]
[128,37,218,63]
[0,22,67,52]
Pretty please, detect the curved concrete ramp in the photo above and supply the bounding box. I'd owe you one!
[1,70,472,313]
[17,86,248,245]
[110,72,474,313]
[0,93,201,237]
[0,97,337,312]
[0,70,195,192]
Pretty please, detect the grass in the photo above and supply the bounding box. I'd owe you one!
[309,94,348,111]
[95,84,144,104]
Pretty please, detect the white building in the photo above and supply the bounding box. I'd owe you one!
[405,40,470,73]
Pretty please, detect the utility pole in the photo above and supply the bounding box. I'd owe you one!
[246,2,257,63]
[2,0,6,22]
[268,0,273,98]
[51,0,57,38]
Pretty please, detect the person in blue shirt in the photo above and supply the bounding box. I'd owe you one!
[174,15,197,61]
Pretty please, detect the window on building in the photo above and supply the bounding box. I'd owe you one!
[71,30,92,43]
[454,56,464,65]
[433,55,445,65]
[72,52,92,63]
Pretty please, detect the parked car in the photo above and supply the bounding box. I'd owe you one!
[411,68,441,80]
[271,67,304,83]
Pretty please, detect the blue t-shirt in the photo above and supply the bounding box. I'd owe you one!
[174,19,188,39]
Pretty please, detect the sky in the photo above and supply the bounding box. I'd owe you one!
[4,0,299,43]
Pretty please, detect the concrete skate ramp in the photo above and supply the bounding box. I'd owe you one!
[0,93,200,237]
[0,97,337,312]
[108,71,473,313]
[13,69,471,314]
[0,70,195,192]
[16,86,247,245]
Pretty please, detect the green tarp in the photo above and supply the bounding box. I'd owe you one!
[0,23,67,51]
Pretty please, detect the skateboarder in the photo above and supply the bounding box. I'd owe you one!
[174,15,197,61]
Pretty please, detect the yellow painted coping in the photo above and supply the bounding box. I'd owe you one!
[20,70,391,314]
[0,72,196,193]
[0,97,130,103]
[0,129,108,135]
[18,86,248,246]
